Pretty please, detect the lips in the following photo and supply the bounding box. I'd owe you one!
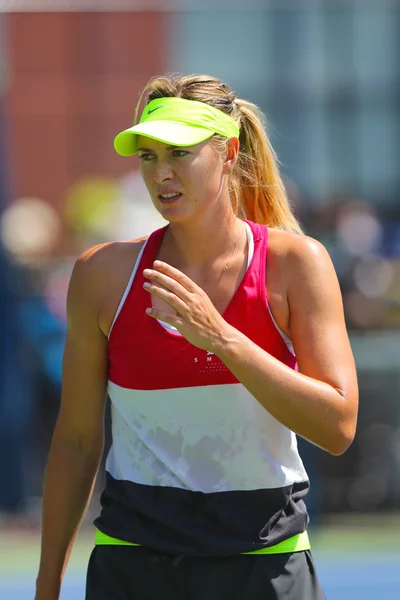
[159,192,182,204]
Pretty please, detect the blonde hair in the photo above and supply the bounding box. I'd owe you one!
[136,73,302,234]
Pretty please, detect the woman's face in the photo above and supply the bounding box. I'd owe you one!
[137,136,233,224]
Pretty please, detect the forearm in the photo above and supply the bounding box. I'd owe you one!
[213,325,350,455]
[35,428,103,597]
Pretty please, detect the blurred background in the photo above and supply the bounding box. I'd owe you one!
[0,1,399,598]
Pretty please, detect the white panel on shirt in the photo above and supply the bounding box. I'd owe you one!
[106,380,308,493]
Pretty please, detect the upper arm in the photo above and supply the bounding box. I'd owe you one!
[287,237,358,419]
[56,250,109,451]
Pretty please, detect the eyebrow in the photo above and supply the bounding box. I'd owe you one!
[137,145,182,152]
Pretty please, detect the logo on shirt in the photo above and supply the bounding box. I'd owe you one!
[194,351,228,373]
[195,351,213,363]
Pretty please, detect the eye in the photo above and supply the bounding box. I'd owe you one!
[172,150,189,158]
[138,153,155,162]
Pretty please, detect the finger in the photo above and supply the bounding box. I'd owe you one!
[143,269,192,301]
[152,261,199,293]
[145,307,184,329]
[143,282,188,315]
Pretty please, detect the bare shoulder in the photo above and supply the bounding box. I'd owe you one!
[75,236,148,274]
[70,237,148,300]
[68,237,149,335]
[268,228,331,265]
[266,229,338,336]
[269,228,345,337]
[267,228,335,287]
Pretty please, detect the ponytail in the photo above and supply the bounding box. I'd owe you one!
[231,99,303,233]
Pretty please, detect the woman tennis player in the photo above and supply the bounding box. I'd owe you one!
[35,74,358,600]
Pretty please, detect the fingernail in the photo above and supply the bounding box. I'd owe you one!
[143,282,151,289]
[146,308,152,314]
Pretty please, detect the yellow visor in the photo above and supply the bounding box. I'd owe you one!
[114,97,240,157]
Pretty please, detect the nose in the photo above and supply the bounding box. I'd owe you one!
[154,159,173,183]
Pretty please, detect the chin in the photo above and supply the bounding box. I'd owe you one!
[156,205,197,225]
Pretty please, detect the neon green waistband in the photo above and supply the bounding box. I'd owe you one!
[95,529,310,555]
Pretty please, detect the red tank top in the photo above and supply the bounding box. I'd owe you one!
[108,219,297,389]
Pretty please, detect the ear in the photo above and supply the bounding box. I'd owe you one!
[223,137,239,174]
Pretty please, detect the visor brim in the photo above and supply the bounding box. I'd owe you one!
[114,121,215,157]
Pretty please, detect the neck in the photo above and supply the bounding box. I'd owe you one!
[164,210,245,269]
